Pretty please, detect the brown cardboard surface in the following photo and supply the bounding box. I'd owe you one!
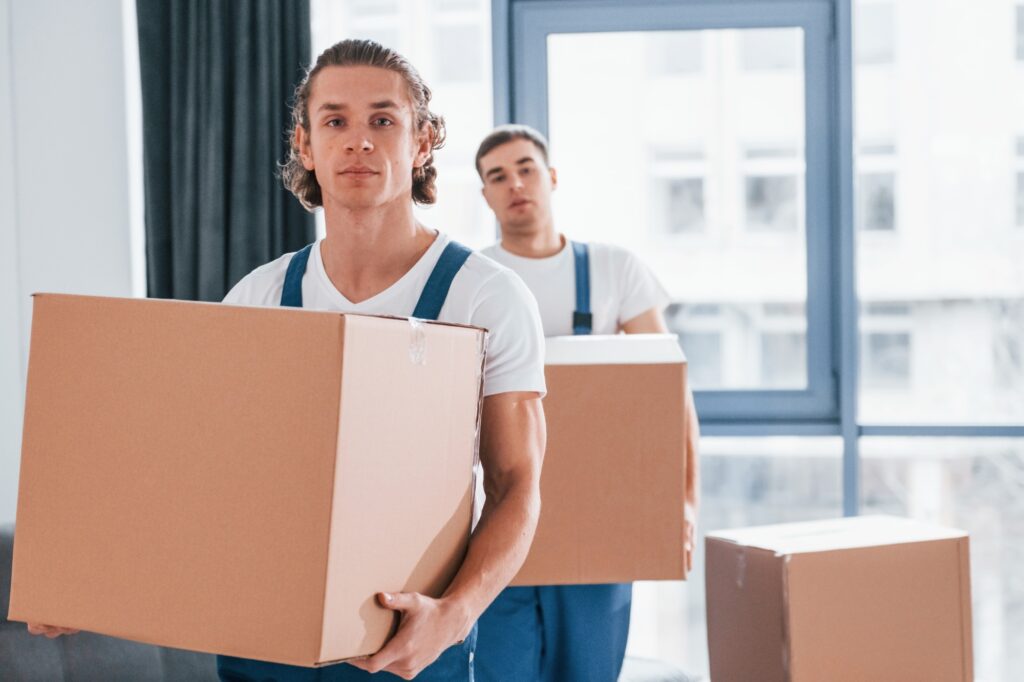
[785,539,971,682]
[319,315,477,662]
[704,540,787,682]
[705,516,973,682]
[9,294,485,667]
[511,334,687,586]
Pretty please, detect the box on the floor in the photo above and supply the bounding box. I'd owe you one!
[9,294,486,667]
[510,334,689,586]
[705,515,973,682]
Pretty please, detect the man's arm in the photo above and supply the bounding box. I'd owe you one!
[621,307,701,572]
[349,390,545,680]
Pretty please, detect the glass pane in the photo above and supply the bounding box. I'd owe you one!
[626,437,843,678]
[310,0,495,248]
[855,1,895,65]
[861,438,1024,682]
[1018,6,1024,62]
[547,29,808,390]
[855,0,1024,424]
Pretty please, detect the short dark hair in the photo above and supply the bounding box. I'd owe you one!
[474,124,550,177]
[281,39,446,210]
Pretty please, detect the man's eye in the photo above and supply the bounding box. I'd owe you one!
[492,175,506,183]
[326,118,344,128]
[373,117,394,127]
[521,167,532,175]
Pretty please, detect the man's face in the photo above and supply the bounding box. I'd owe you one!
[479,138,557,234]
[296,65,430,211]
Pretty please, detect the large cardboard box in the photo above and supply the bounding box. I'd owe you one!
[511,334,688,586]
[705,515,973,682]
[9,294,486,667]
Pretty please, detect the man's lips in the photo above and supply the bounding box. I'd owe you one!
[340,166,378,176]
[509,198,531,209]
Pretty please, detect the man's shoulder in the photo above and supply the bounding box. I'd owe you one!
[459,248,517,287]
[223,251,295,304]
[449,248,536,311]
[581,240,633,260]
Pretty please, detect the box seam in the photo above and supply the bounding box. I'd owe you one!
[316,315,347,664]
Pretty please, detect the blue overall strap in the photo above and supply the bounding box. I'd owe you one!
[411,240,473,321]
[571,241,592,335]
[279,243,314,307]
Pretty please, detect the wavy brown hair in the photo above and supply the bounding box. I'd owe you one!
[281,39,446,210]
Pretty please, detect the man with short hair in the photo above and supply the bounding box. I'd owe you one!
[473,124,700,682]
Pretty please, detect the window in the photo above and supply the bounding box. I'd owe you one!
[505,1,1024,678]
[861,332,911,388]
[739,28,801,71]
[647,30,703,75]
[1017,5,1024,62]
[1017,138,1024,227]
[663,178,705,233]
[652,149,706,234]
[545,26,813,395]
[1017,172,1024,227]
[745,175,799,231]
[761,332,806,387]
[743,146,803,232]
[856,142,897,231]
[858,173,896,231]
[679,331,723,388]
[993,332,1022,390]
[855,2,895,64]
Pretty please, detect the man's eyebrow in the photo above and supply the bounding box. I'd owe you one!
[316,102,346,113]
[315,100,399,113]
[484,156,536,178]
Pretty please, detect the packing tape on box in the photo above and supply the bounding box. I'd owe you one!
[407,318,427,365]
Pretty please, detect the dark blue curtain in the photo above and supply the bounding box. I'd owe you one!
[137,0,314,301]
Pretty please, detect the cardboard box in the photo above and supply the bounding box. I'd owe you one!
[9,294,486,667]
[705,515,973,682]
[510,334,688,586]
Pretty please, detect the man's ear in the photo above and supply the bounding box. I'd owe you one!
[413,123,432,170]
[295,126,315,172]
[549,166,558,190]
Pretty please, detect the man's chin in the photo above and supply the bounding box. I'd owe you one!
[503,217,541,234]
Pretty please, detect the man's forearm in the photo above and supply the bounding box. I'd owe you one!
[439,474,540,629]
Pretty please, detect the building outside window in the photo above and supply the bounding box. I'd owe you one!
[743,146,803,232]
[857,142,897,231]
[652,149,706,235]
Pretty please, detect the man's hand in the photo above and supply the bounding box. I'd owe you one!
[346,591,472,680]
[27,623,80,638]
[684,503,697,573]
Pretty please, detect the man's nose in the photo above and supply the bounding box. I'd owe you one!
[345,129,374,152]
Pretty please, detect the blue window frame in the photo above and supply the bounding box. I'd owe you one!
[492,0,1024,516]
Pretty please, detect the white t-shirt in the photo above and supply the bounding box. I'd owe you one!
[481,238,670,336]
[224,232,547,398]
[224,232,546,529]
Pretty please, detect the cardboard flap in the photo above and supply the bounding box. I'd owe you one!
[707,515,967,555]
[544,334,685,366]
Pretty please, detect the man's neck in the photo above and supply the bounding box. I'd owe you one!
[499,222,563,259]
[320,197,436,304]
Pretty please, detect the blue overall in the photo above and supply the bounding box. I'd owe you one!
[217,240,478,682]
[475,242,633,682]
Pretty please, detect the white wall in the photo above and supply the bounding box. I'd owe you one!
[0,0,134,524]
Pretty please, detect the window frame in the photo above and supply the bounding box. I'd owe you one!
[492,0,1024,517]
